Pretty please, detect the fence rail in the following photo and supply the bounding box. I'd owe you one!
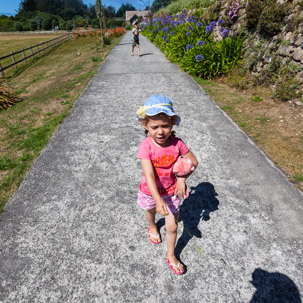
[0,33,73,78]
[0,30,71,35]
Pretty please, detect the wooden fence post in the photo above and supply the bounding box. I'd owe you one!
[11,51,17,70]
[22,48,27,64]
[37,45,40,56]
[0,62,5,78]
[30,46,34,59]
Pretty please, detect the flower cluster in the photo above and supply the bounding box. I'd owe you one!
[140,9,243,79]
[197,40,205,47]
[229,1,240,21]
[205,21,216,34]
[195,54,204,62]
[186,44,193,50]
[220,28,229,38]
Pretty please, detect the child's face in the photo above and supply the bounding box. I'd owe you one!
[143,114,173,147]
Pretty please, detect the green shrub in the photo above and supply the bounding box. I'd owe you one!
[14,22,23,31]
[245,0,262,30]
[180,37,244,78]
[142,13,243,79]
[103,36,111,45]
[258,0,287,36]
[165,0,217,15]
[274,80,300,101]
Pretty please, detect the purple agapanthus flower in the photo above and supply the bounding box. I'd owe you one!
[205,25,212,33]
[217,19,225,25]
[196,22,203,27]
[187,26,193,31]
[170,31,176,36]
[210,21,216,29]
[186,31,190,36]
[197,40,205,46]
[221,28,229,38]
[165,40,169,43]
[163,35,167,40]
[195,54,204,62]
[186,44,193,50]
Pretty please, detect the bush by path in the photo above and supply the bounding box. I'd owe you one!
[142,10,244,79]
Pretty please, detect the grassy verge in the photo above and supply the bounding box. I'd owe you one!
[0,34,124,213]
[193,72,303,192]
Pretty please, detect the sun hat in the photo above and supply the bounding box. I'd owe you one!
[136,94,181,126]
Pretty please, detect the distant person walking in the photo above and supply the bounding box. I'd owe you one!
[131,22,142,56]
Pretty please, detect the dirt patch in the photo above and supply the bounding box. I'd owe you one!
[205,77,303,191]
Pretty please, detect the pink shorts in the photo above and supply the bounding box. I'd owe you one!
[137,190,181,214]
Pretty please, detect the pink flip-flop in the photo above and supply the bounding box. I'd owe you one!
[148,226,161,244]
[165,258,184,275]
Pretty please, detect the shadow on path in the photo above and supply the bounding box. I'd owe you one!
[140,53,153,57]
[250,268,302,303]
[175,182,219,258]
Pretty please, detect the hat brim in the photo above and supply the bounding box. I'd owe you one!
[136,111,181,126]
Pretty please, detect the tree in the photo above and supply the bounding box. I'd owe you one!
[42,16,52,30]
[150,0,173,12]
[15,22,23,31]
[17,0,36,14]
[116,3,136,17]
[104,5,115,18]
[29,19,37,30]
[96,0,104,46]
[34,15,42,30]
[139,0,151,11]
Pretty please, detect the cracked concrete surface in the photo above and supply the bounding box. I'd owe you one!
[0,32,302,303]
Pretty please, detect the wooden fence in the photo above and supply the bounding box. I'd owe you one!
[0,33,73,78]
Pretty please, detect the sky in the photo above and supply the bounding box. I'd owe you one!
[0,0,150,16]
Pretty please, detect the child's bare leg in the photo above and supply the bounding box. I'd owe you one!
[165,212,183,273]
[145,208,160,243]
[131,45,134,56]
[137,45,141,56]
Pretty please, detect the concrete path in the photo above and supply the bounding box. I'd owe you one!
[1,32,303,303]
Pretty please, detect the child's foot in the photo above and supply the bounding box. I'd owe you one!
[131,53,134,56]
[139,53,142,57]
[148,226,161,244]
[165,256,184,275]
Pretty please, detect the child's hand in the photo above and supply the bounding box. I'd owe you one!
[156,200,169,216]
[175,178,189,199]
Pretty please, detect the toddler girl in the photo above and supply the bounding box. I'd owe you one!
[136,94,198,275]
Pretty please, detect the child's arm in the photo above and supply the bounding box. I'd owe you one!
[141,159,169,216]
[174,151,198,199]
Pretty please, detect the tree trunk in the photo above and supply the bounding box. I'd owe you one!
[100,20,104,46]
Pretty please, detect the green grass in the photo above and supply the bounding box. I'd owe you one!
[0,33,125,214]
[294,173,303,182]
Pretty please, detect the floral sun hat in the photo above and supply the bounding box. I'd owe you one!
[136,94,181,126]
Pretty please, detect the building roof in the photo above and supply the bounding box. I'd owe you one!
[125,10,150,21]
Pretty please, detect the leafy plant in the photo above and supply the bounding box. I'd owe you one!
[294,173,303,182]
[142,13,243,79]
[245,0,262,30]
[0,80,22,111]
[274,80,300,101]
[258,0,287,36]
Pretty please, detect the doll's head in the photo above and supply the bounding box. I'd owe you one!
[173,156,195,177]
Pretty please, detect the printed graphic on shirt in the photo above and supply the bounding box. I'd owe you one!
[152,154,176,168]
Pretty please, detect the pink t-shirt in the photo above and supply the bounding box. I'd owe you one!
[136,136,189,196]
